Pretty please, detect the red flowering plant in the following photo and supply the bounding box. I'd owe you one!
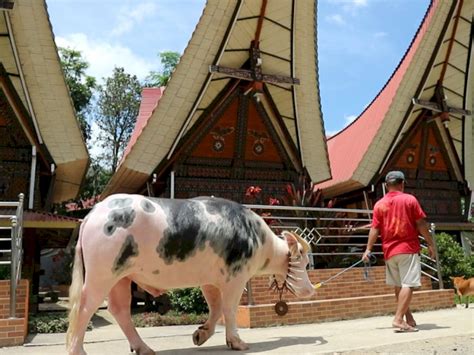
[245,186,263,203]
[281,175,363,268]
[244,186,282,230]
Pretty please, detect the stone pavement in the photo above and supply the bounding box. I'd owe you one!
[1,305,473,354]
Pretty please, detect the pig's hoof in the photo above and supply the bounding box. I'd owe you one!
[192,327,210,346]
[226,339,249,351]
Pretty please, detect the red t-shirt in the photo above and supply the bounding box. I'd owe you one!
[371,191,426,260]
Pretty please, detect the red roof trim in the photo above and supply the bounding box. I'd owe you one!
[1,209,80,223]
[318,0,438,190]
[120,87,165,165]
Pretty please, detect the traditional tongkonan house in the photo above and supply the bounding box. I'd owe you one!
[0,0,89,319]
[317,0,473,249]
[101,0,457,329]
[103,0,331,202]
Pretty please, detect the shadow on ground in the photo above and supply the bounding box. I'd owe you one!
[91,313,113,328]
[376,322,451,331]
[156,336,327,354]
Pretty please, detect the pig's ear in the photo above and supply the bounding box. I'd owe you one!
[282,231,297,248]
[282,231,310,253]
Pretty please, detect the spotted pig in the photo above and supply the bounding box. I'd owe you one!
[66,194,315,354]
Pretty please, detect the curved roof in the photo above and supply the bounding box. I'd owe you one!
[104,0,330,196]
[122,87,164,161]
[0,0,89,202]
[318,0,473,196]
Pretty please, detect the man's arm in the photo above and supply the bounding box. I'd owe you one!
[416,218,436,259]
[362,227,379,262]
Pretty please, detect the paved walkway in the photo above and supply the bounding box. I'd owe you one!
[2,306,473,354]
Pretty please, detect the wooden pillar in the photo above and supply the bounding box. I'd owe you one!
[22,228,39,314]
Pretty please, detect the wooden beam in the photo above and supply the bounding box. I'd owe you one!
[264,16,291,31]
[412,98,471,116]
[439,0,463,83]
[254,0,267,44]
[209,65,299,85]
[209,65,253,81]
[262,73,299,85]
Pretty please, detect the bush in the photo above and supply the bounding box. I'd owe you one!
[0,265,10,280]
[433,233,474,287]
[132,310,207,327]
[168,288,208,314]
[28,312,93,334]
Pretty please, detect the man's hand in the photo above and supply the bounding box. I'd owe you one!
[362,249,371,263]
[427,244,436,260]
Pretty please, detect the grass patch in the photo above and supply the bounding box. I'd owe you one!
[454,294,474,306]
[132,310,208,327]
[28,311,93,334]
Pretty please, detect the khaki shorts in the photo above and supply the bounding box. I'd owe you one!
[385,253,421,288]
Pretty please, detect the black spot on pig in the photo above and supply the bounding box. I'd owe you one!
[141,199,156,213]
[113,234,138,273]
[153,197,266,276]
[103,207,136,236]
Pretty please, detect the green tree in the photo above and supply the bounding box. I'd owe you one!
[94,67,142,172]
[145,51,180,87]
[58,47,96,141]
[80,157,113,200]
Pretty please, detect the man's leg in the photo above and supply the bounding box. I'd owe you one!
[394,286,416,327]
[392,286,414,329]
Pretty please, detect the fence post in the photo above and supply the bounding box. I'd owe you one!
[9,215,17,318]
[246,281,254,305]
[430,223,444,289]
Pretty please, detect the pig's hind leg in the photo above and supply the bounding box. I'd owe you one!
[108,278,155,355]
[193,284,222,346]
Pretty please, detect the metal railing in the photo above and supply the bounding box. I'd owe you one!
[419,223,444,289]
[245,203,443,287]
[0,194,24,318]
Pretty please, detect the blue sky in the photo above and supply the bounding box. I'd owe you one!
[47,0,430,136]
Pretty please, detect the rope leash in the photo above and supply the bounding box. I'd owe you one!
[313,253,376,289]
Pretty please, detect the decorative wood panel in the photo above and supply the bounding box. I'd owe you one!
[379,116,466,222]
[190,97,238,159]
[424,125,447,171]
[163,82,300,203]
[244,99,281,162]
[394,128,421,169]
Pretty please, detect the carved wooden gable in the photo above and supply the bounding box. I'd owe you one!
[383,116,465,222]
[189,90,289,166]
[393,119,454,176]
[169,84,300,201]
[190,95,238,160]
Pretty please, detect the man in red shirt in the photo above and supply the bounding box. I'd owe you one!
[362,171,436,332]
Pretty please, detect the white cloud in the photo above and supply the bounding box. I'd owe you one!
[55,33,158,81]
[326,130,339,138]
[344,114,358,125]
[111,2,158,37]
[374,31,387,38]
[351,0,368,7]
[328,0,369,12]
[326,14,345,25]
